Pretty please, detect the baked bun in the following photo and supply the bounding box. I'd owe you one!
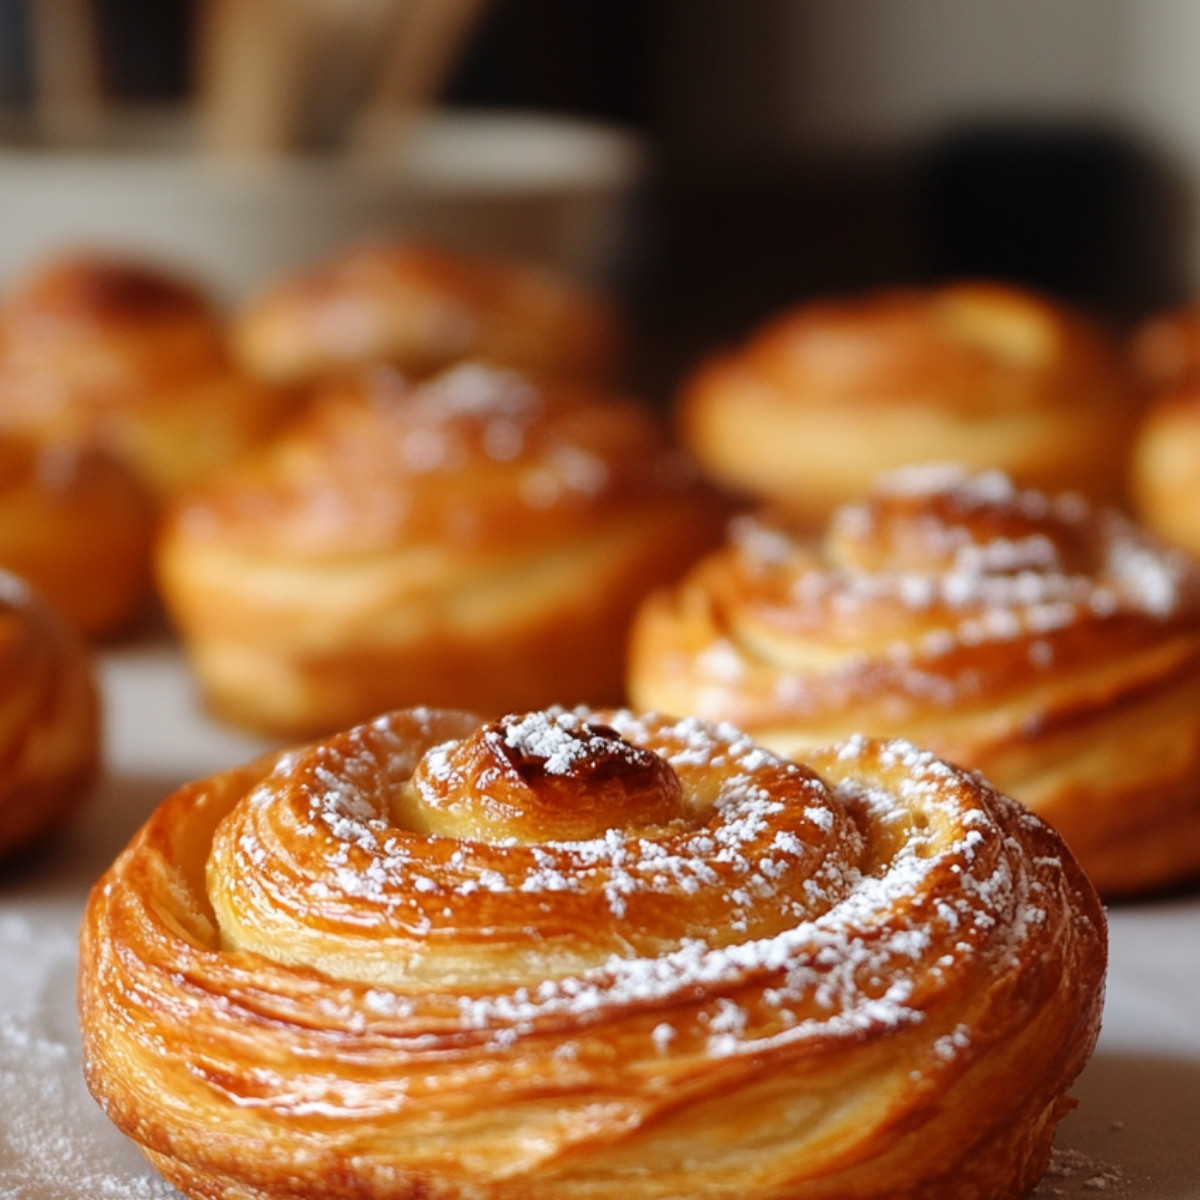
[232,240,620,387]
[0,569,99,859]
[79,705,1105,1200]
[0,434,155,637]
[0,253,295,495]
[680,281,1135,524]
[630,463,1200,896]
[157,363,725,736]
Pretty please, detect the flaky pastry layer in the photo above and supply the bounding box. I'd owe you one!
[157,363,725,736]
[679,281,1135,523]
[0,570,99,858]
[79,707,1105,1200]
[630,464,1200,895]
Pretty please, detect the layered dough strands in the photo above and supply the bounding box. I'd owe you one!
[0,569,99,858]
[630,464,1200,895]
[157,363,725,736]
[79,706,1105,1200]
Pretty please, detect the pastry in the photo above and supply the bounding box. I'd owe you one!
[232,239,621,387]
[156,362,725,736]
[78,705,1106,1200]
[629,463,1200,896]
[0,253,295,496]
[1129,380,1200,557]
[0,433,155,637]
[679,280,1135,524]
[0,569,100,860]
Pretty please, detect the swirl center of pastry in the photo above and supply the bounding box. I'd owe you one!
[401,709,688,843]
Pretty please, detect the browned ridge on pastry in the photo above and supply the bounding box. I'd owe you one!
[157,363,727,736]
[232,239,621,387]
[630,463,1200,895]
[679,280,1136,523]
[79,706,1105,1200]
[0,253,295,495]
[0,569,100,859]
[0,433,155,637]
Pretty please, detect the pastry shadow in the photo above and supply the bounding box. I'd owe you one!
[1035,1051,1200,1197]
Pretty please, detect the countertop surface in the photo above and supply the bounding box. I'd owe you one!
[2,640,1198,1199]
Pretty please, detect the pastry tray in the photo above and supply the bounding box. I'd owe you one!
[2,639,1198,1199]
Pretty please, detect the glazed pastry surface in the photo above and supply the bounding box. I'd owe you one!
[680,281,1135,523]
[157,363,725,735]
[0,254,294,495]
[79,706,1105,1200]
[232,240,620,386]
[0,570,100,858]
[0,434,155,637]
[630,464,1200,895]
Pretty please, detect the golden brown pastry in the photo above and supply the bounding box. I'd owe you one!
[0,253,295,496]
[232,239,621,387]
[0,569,99,859]
[1130,380,1200,557]
[156,362,725,736]
[679,280,1136,524]
[0,433,155,637]
[79,705,1106,1200]
[630,463,1200,896]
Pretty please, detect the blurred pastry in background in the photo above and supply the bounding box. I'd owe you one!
[0,568,100,861]
[231,239,621,388]
[0,253,297,497]
[157,362,726,737]
[1129,302,1200,558]
[678,280,1136,525]
[1128,300,1200,394]
[629,463,1200,896]
[0,434,155,638]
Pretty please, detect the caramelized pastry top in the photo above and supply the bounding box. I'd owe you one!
[696,281,1127,415]
[232,239,621,386]
[165,362,702,557]
[79,706,1105,1200]
[0,254,294,495]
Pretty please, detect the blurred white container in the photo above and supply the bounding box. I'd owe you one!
[0,108,645,298]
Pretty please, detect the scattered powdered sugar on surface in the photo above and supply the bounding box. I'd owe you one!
[1033,1148,1128,1196]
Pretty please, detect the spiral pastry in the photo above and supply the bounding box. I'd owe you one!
[0,569,99,859]
[679,280,1135,524]
[0,433,155,637]
[629,463,1200,896]
[79,705,1105,1200]
[232,239,621,387]
[0,253,295,495]
[156,362,726,736]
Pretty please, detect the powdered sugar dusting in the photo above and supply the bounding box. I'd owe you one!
[216,705,1065,1064]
